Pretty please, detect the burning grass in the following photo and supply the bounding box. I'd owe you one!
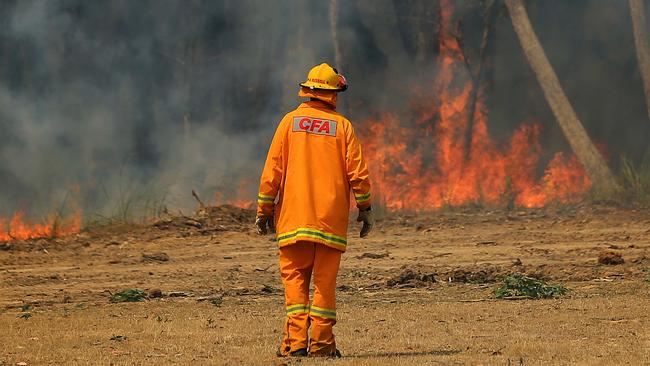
[214,180,256,210]
[0,211,81,242]
[362,111,591,211]
[360,2,591,211]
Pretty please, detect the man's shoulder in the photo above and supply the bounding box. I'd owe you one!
[290,104,351,122]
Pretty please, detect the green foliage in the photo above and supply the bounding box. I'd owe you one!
[261,284,278,294]
[494,274,568,299]
[206,317,217,328]
[209,297,223,307]
[18,304,32,319]
[619,151,650,203]
[109,289,147,303]
[642,268,650,283]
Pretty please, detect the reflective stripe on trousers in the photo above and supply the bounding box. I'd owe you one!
[278,241,341,356]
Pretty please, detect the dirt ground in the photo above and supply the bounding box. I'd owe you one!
[1,204,649,365]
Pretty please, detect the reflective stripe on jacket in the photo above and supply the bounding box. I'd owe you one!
[257,100,371,252]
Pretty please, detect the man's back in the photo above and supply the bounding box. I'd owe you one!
[258,99,371,252]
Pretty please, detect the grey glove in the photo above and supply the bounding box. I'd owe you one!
[356,207,374,238]
[255,215,276,235]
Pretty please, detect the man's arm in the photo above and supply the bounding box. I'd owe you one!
[256,121,286,234]
[345,121,374,238]
[345,122,372,210]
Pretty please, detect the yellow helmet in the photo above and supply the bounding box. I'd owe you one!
[299,63,348,92]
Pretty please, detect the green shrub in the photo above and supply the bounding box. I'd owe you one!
[494,274,568,299]
[619,150,650,204]
[109,289,147,303]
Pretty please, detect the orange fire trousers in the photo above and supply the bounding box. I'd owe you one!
[278,241,341,356]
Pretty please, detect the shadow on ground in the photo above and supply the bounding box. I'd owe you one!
[347,348,463,358]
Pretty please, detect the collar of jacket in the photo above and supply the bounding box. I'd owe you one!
[298,87,337,109]
[300,99,336,111]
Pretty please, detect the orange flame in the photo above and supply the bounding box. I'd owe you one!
[360,0,591,211]
[214,179,255,209]
[0,211,82,242]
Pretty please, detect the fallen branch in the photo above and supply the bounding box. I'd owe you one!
[191,190,206,210]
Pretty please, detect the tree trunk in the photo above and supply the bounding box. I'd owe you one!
[409,0,437,66]
[505,0,619,194]
[282,1,313,111]
[330,0,342,70]
[329,0,347,114]
[356,0,408,69]
[629,0,650,125]
[465,0,499,162]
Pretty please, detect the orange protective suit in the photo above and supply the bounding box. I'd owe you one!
[257,89,372,356]
[257,98,372,251]
[279,241,341,355]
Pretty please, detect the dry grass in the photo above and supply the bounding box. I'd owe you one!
[1,206,650,365]
[1,284,649,365]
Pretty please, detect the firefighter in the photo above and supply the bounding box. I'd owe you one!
[255,63,374,358]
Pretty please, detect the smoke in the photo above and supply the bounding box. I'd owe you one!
[0,0,317,218]
[0,0,648,219]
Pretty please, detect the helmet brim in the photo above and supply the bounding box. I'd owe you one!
[299,82,347,92]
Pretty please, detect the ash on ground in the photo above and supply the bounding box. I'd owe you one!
[154,205,254,234]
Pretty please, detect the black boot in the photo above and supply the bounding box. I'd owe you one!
[309,349,342,358]
[328,349,342,358]
[277,348,308,357]
[290,348,308,357]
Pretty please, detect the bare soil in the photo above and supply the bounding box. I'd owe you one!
[1,204,649,365]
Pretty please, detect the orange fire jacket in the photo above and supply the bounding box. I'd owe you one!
[257,100,372,252]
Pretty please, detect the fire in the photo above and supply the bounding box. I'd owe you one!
[215,179,256,209]
[0,211,82,242]
[359,0,591,211]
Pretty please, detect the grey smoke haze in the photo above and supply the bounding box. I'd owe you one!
[0,0,649,219]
